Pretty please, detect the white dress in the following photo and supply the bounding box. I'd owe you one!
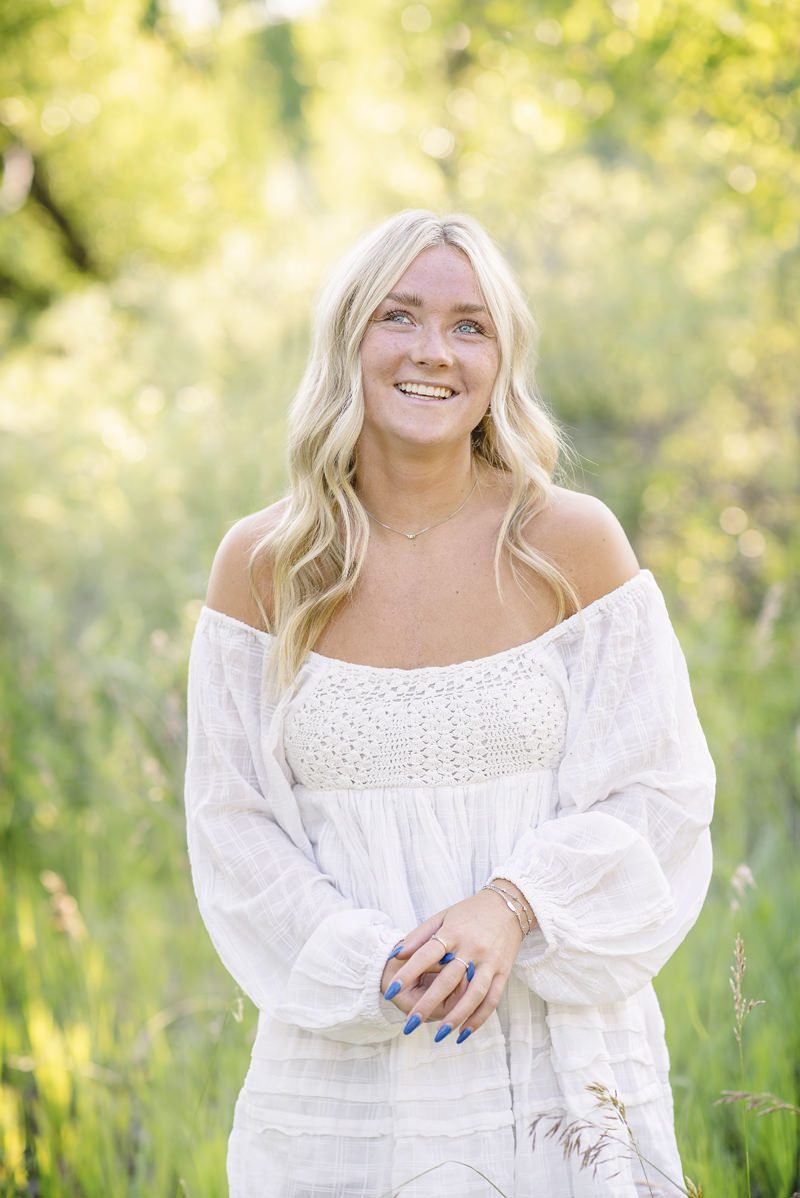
[183,567,716,1197]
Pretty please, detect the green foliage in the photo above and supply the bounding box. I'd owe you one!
[1,0,798,1193]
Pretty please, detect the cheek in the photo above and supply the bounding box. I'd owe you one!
[361,332,402,375]
[359,346,382,387]
[473,348,499,387]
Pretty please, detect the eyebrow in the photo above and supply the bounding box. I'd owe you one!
[384,290,489,316]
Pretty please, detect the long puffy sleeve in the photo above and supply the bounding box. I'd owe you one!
[487,569,716,1006]
[183,606,408,1043]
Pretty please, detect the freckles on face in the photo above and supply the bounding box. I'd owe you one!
[358,244,499,428]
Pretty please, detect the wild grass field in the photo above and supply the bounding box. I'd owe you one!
[2,1,798,1193]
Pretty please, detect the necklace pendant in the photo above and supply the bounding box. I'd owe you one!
[406,532,417,540]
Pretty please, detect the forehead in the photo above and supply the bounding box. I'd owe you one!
[387,244,481,300]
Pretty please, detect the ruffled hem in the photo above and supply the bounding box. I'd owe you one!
[236,1100,517,1141]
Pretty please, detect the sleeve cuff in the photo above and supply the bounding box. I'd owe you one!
[270,911,412,1042]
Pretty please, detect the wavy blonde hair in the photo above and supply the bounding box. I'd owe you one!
[248,208,582,698]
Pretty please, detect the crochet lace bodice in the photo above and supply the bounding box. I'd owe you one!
[283,647,567,790]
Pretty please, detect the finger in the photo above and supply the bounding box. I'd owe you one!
[382,958,445,1003]
[406,959,472,1021]
[440,975,469,1016]
[386,961,467,1021]
[444,971,507,1040]
[397,909,448,957]
[383,933,455,1001]
[395,960,473,1032]
[416,974,465,1022]
[387,975,447,1018]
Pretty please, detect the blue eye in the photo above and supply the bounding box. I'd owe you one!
[383,309,486,335]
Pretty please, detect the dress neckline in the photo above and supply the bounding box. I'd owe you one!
[200,568,653,675]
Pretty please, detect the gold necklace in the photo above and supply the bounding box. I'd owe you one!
[360,465,479,541]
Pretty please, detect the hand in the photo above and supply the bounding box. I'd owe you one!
[380,883,530,1042]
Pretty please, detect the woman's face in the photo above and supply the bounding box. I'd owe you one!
[358,243,499,453]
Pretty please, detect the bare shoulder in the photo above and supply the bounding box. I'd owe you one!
[204,496,290,630]
[532,485,641,608]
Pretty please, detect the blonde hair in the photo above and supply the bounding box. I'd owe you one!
[248,208,581,698]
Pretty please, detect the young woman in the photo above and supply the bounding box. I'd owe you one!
[183,209,716,1196]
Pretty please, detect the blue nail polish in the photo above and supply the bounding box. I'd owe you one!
[387,945,404,961]
[384,980,401,1001]
[438,952,455,964]
[466,960,475,982]
[456,1027,473,1044]
[403,1013,421,1035]
[434,1023,452,1043]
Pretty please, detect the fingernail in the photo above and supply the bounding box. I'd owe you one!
[386,945,404,961]
[438,952,455,964]
[403,1013,421,1035]
[434,1023,452,1043]
[456,1027,473,1044]
[466,961,475,982]
[384,980,401,1001]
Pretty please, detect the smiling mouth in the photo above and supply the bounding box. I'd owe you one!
[395,383,458,401]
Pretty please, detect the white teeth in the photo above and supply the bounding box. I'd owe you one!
[396,383,455,399]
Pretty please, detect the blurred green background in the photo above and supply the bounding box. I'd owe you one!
[1,0,797,1194]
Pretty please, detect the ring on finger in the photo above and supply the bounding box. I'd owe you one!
[431,933,449,953]
[453,956,476,982]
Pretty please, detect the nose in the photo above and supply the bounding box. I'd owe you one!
[410,321,454,367]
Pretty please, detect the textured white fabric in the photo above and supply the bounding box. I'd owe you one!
[283,648,566,788]
[183,567,716,1197]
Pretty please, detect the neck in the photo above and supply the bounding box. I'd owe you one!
[353,446,482,533]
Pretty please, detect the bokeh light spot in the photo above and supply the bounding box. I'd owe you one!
[401,4,431,33]
[419,127,455,159]
[720,506,748,535]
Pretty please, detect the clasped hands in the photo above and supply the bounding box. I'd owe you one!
[379,880,533,1044]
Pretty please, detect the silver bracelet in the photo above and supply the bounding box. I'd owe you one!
[488,883,535,934]
[479,881,526,934]
[481,883,531,936]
